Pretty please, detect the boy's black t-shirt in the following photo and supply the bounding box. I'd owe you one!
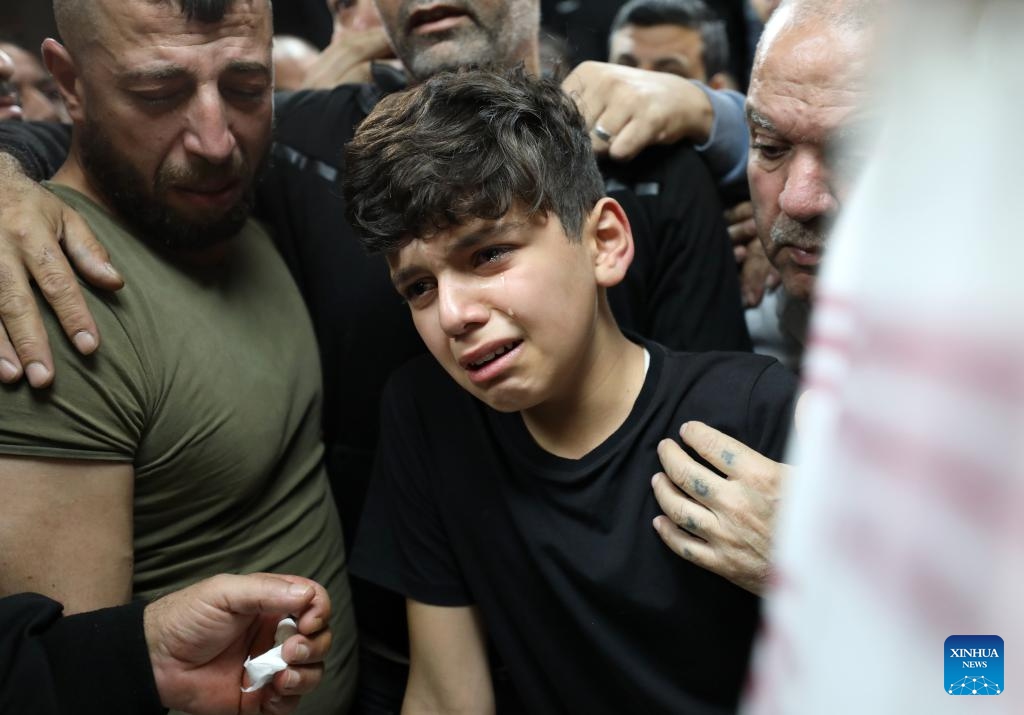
[352,342,797,714]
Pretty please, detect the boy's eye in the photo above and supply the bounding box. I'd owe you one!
[474,245,512,267]
[401,278,435,304]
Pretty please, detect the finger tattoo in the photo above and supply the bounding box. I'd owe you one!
[722,450,735,466]
[693,478,711,497]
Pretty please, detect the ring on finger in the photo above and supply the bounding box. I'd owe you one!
[593,124,614,143]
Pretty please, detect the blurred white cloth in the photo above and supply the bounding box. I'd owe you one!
[743,1,1024,713]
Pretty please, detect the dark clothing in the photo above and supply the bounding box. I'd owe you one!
[0,92,749,546]
[272,0,333,48]
[352,342,796,714]
[0,120,67,180]
[0,594,163,715]
[0,87,750,712]
[260,84,748,549]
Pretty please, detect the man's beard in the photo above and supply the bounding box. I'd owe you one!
[392,0,535,80]
[78,117,261,252]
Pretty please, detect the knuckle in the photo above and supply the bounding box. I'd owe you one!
[0,285,34,321]
[10,331,43,355]
[692,429,719,458]
[667,457,692,486]
[0,262,17,291]
[691,476,713,499]
[671,504,688,526]
[36,269,77,303]
[5,224,32,247]
[33,245,60,268]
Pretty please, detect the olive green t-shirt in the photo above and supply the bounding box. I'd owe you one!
[0,184,356,714]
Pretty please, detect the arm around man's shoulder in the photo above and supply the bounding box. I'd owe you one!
[0,120,71,181]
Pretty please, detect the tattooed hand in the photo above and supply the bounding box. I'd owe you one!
[651,420,789,595]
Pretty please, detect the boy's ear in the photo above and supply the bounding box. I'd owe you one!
[586,197,634,288]
[41,39,84,121]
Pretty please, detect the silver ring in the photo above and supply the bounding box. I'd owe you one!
[593,124,613,143]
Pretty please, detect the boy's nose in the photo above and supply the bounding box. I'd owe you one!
[437,280,489,337]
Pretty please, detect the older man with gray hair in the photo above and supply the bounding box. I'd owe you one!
[653,0,877,599]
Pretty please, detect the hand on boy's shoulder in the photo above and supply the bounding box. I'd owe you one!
[650,420,790,596]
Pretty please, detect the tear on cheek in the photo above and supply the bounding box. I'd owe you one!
[494,275,516,318]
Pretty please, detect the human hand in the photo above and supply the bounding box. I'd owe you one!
[0,153,122,386]
[562,61,713,162]
[724,201,756,256]
[145,573,332,715]
[724,202,780,307]
[300,27,396,89]
[651,421,789,595]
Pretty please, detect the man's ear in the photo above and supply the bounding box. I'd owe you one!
[586,197,634,288]
[41,39,84,121]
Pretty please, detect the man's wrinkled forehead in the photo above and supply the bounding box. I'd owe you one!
[749,21,868,125]
[91,0,272,48]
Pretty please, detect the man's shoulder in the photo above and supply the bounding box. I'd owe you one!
[660,346,796,396]
[655,345,797,461]
[274,84,379,151]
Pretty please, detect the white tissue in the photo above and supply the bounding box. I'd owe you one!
[241,617,298,693]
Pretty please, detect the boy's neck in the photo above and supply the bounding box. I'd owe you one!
[520,322,648,460]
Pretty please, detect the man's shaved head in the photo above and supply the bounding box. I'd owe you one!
[755,0,876,69]
[54,0,260,55]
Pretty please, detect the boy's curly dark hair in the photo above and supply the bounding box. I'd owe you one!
[343,66,606,254]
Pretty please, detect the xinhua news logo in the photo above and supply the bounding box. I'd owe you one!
[945,635,1003,695]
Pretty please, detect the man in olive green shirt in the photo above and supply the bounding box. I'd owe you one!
[0,1,355,712]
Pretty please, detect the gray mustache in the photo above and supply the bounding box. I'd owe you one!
[769,214,827,252]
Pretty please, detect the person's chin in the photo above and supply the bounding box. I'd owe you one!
[781,268,817,303]
[474,387,539,414]
[406,36,490,77]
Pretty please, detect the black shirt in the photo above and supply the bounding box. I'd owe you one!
[352,342,796,714]
[0,92,751,667]
[259,84,749,546]
[0,89,750,546]
[0,595,162,715]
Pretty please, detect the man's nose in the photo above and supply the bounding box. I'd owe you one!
[182,87,237,163]
[437,278,489,337]
[778,149,838,223]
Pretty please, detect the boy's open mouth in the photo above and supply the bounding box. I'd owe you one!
[464,340,523,371]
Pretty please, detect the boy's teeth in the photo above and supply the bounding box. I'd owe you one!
[471,343,512,368]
